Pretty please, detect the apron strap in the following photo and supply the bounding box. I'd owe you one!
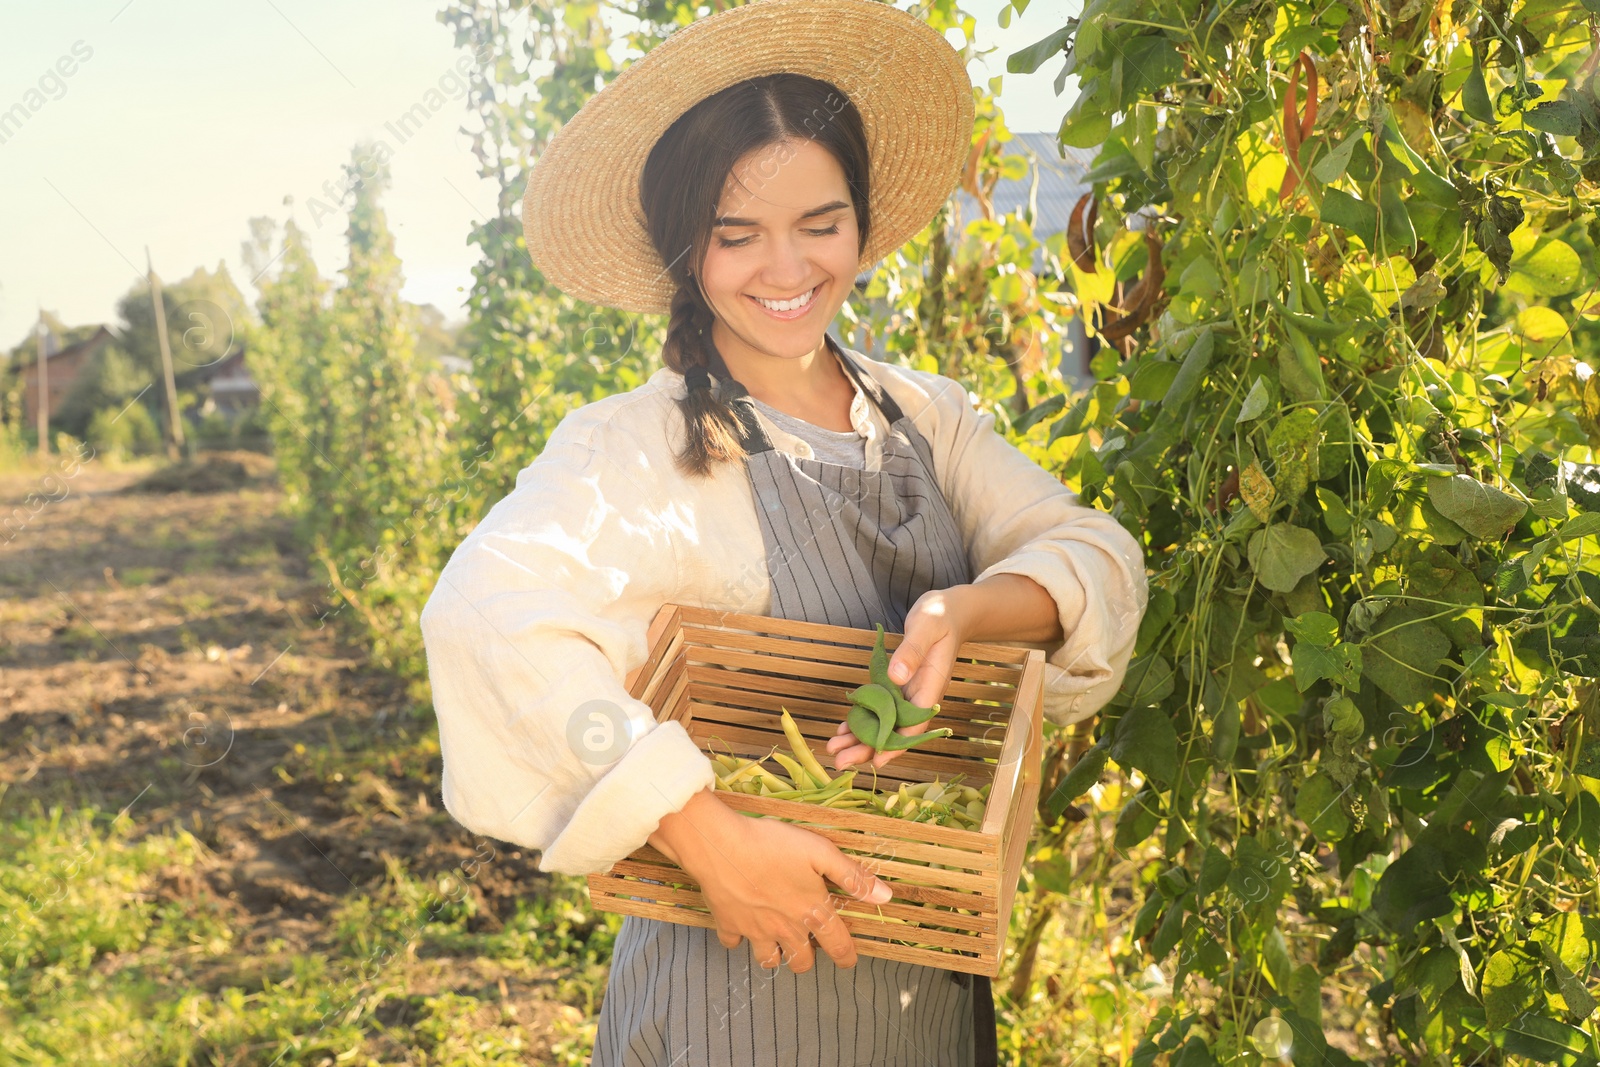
[701,333,904,455]
[829,336,907,425]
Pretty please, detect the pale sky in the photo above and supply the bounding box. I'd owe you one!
[0,0,1081,352]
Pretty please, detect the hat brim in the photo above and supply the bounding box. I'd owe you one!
[522,0,975,314]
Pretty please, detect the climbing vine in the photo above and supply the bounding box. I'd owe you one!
[1002,0,1600,1060]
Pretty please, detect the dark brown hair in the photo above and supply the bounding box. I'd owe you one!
[639,72,871,480]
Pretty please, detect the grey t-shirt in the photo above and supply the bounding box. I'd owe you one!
[747,396,867,468]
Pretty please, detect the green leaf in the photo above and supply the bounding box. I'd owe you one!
[1178,255,1222,300]
[1007,24,1073,74]
[1160,325,1216,408]
[1043,741,1109,821]
[1295,771,1351,841]
[1519,304,1571,341]
[1013,392,1067,432]
[1210,697,1241,764]
[1428,474,1529,540]
[1117,34,1185,102]
[1373,829,1482,929]
[1496,1012,1600,1066]
[1236,376,1272,423]
[1049,392,1095,442]
[1113,786,1162,851]
[1197,845,1232,897]
[1310,129,1363,183]
[1317,487,1352,537]
[1150,897,1186,960]
[1535,938,1598,1021]
[1478,953,1542,1023]
[1532,911,1599,975]
[1285,611,1339,646]
[1247,524,1328,592]
[1129,360,1180,401]
[1267,408,1321,501]
[1111,704,1180,785]
[1117,653,1175,706]
[1321,187,1379,249]
[1292,641,1363,691]
[1504,230,1583,298]
[1363,602,1452,706]
[1525,100,1582,137]
[1059,78,1113,148]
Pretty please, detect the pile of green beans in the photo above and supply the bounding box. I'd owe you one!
[707,710,991,831]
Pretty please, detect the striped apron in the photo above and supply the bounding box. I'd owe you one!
[592,337,999,1067]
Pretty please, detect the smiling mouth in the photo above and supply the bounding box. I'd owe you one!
[748,283,821,312]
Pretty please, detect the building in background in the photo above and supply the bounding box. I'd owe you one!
[10,324,115,427]
[850,133,1098,390]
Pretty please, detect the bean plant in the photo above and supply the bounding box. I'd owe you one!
[989,0,1600,1060]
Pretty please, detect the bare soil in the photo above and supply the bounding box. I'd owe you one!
[0,454,593,1062]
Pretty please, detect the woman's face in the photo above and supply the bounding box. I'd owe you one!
[699,136,860,365]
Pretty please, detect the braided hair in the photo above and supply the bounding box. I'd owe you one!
[639,72,871,479]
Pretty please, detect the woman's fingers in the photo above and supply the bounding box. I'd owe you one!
[831,740,876,770]
[752,939,782,971]
[717,927,744,951]
[824,718,854,754]
[779,923,817,974]
[800,896,858,969]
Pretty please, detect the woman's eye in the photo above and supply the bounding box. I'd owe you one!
[715,223,841,249]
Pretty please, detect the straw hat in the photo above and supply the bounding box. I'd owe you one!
[521,0,975,314]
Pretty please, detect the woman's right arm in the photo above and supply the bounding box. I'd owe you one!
[419,431,716,877]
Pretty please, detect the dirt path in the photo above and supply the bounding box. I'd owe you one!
[0,452,595,1062]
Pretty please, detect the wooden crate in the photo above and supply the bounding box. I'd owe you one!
[588,603,1045,978]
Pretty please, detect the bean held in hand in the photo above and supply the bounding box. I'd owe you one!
[843,623,946,753]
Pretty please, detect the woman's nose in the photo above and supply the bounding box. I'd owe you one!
[759,233,812,289]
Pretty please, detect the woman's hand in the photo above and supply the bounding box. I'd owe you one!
[825,587,971,771]
[648,788,893,973]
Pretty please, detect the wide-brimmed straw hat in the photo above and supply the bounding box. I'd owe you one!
[521,0,975,314]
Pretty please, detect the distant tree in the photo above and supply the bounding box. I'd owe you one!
[53,342,153,438]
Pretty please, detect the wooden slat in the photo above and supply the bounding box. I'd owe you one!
[596,862,999,935]
[586,891,998,975]
[682,646,1021,707]
[675,606,1032,665]
[589,880,995,952]
[994,651,1044,940]
[709,792,998,850]
[680,622,1026,684]
[625,603,680,697]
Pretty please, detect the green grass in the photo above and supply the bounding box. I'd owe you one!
[0,765,621,1065]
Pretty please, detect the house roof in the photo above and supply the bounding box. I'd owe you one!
[5,324,114,376]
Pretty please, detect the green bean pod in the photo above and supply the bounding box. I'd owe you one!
[893,694,939,727]
[878,727,954,751]
[847,705,882,749]
[850,682,898,719]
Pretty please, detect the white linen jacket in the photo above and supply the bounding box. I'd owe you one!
[418,350,1149,875]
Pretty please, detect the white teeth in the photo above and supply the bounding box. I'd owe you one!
[754,285,816,312]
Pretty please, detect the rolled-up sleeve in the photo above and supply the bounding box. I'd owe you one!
[904,371,1149,726]
[418,430,715,875]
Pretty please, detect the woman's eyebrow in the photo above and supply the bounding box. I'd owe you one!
[713,199,850,228]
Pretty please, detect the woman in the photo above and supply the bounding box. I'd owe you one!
[418,1,1148,1064]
